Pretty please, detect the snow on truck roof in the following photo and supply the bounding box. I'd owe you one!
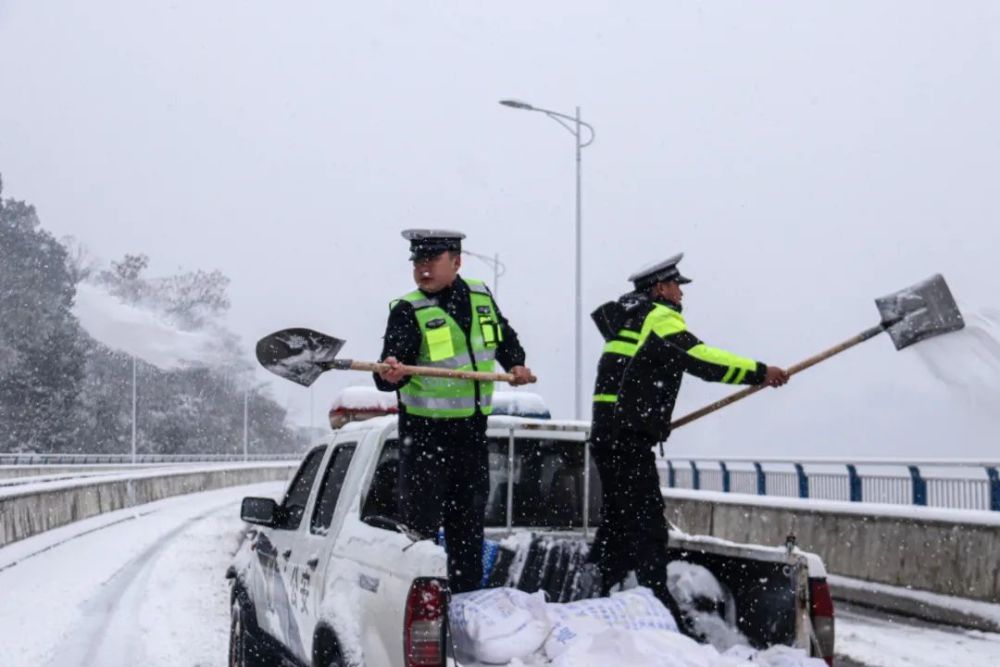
[328,387,552,419]
[328,386,398,414]
[330,413,589,441]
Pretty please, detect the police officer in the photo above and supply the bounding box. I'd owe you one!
[374,229,533,593]
[588,253,789,620]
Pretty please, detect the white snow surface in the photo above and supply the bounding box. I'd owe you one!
[836,607,1000,667]
[829,574,1000,627]
[0,481,284,667]
[72,282,220,369]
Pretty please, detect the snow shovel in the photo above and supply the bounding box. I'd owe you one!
[670,274,965,430]
[255,327,536,387]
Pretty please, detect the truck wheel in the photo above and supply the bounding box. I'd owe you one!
[313,626,347,667]
[229,593,272,667]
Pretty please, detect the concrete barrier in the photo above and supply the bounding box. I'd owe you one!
[662,489,1000,603]
[0,464,295,548]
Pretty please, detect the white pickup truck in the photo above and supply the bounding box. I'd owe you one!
[227,412,836,667]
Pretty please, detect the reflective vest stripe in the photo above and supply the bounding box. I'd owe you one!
[419,349,496,370]
[593,394,618,403]
[688,343,757,383]
[603,340,638,357]
[410,297,438,310]
[399,393,494,411]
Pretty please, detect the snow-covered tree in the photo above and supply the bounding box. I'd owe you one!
[0,176,86,452]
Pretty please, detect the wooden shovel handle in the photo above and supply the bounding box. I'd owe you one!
[343,359,536,385]
[670,324,884,431]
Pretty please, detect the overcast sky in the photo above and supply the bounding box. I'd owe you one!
[2,1,998,459]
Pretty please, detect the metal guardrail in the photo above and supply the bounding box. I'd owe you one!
[659,456,1000,512]
[0,453,303,465]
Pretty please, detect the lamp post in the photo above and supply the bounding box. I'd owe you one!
[243,388,250,462]
[243,382,268,462]
[131,355,137,465]
[462,249,507,296]
[499,99,595,420]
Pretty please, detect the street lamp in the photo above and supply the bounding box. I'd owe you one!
[131,355,137,464]
[499,99,596,420]
[243,382,268,462]
[462,249,507,296]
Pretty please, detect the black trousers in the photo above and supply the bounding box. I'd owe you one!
[398,413,489,594]
[590,428,680,619]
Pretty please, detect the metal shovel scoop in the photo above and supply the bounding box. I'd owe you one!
[255,327,535,387]
[671,274,965,430]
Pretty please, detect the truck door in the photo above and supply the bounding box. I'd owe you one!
[254,445,326,653]
[288,440,358,662]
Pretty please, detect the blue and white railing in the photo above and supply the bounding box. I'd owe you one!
[0,452,303,465]
[658,456,1000,512]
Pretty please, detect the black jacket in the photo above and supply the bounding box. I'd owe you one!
[374,276,526,418]
[591,292,767,442]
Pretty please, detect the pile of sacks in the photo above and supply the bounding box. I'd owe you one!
[448,586,827,667]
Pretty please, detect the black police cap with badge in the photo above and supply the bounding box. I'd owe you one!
[628,252,692,290]
[401,229,466,260]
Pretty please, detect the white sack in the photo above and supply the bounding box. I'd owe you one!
[449,588,549,664]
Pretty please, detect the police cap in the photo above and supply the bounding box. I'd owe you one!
[628,252,692,290]
[401,229,466,260]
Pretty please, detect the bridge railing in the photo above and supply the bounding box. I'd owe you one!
[658,456,1000,512]
[0,452,303,465]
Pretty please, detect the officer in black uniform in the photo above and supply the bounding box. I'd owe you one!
[588,253,789,621]
[374,229,533,593]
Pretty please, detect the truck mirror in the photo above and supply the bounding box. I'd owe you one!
[241,497,278,526]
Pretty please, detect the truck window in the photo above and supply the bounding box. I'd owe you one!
[484,438,602,529]
[361,436,602,531]
[311,444,357,534]
[278,445,326,530]
[362,438,401,522]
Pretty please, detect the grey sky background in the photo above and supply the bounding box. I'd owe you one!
[2,1,998,458]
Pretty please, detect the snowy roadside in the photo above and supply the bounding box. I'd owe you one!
[830,574,1000,632]
[835,605,1000,667]
[0,481,283,667]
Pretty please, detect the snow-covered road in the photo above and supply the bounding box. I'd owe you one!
[835,604,1000,667]
[0,481,285,667]
[2,484,999,667]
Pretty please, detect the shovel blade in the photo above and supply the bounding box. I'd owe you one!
[255,328,345,387]
[875,274,964,350]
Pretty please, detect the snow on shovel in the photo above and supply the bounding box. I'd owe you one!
[255,327,536,387]
[671,274,965,430]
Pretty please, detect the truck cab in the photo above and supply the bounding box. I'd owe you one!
[228,406,835,666]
